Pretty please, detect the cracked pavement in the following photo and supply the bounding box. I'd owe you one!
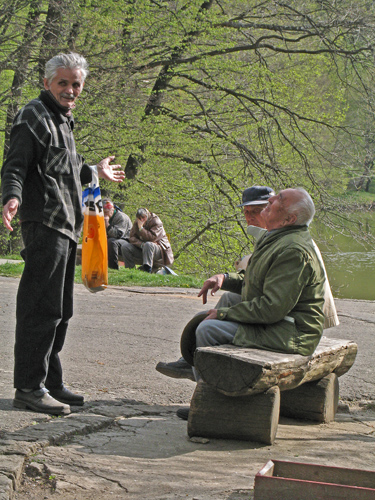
[0,276,374,499]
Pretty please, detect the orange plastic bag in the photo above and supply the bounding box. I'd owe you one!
[81,172,108,292]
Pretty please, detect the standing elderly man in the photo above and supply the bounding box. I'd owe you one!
[1,53,124,416]
[121,208,174,272]
[102,199,132,269]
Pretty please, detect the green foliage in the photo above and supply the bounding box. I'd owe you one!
[0,261,24,277]
[1,0,375,273]
[0,219,22,255]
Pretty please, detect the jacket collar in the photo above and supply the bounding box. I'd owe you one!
[256,224,309,250]
[39,90,75,128]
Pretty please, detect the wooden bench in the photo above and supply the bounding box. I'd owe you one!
[187,337,357,445]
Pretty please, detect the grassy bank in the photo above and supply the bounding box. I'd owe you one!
[0,259,204,289]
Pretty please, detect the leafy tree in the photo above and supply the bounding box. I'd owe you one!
[1,0,375,273]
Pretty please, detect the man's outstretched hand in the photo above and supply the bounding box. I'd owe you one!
[97,156,125,183]
[198,273,225,304]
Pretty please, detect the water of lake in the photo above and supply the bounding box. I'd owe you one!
[311,212,375,301]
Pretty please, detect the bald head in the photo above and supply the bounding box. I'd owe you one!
[261,188,315,231]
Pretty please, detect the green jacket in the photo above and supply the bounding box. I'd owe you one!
[217,225,325,355]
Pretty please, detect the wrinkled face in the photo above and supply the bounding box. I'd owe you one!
[137,215,148,224]
[43,67,84,109]
[243,204,267,228]
[261,189,299,230]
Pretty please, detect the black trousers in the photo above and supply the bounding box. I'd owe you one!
[107,237,121,269]
[14,222,76,390]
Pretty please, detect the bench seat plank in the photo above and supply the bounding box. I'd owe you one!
[194,337,357,397]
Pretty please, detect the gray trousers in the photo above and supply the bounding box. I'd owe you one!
[120,241,163,269]
[193,292,242,380]
[195,292,242,348]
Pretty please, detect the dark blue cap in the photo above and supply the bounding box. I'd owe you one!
[237,186,275,207]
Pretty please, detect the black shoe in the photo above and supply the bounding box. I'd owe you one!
[47,385,84,406]
[156,358,195,381]
[176,407,190,420]
[138,264,152,273]
[14,389,71,415]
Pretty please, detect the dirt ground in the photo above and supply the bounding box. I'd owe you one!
[1,277,375,500]
[11,402,375,500]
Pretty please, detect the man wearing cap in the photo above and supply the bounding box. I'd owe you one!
[103,199,132,269]
[235,186,275,270]
[156,185,274,380]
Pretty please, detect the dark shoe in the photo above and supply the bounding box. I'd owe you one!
[47,385,84,406]
[176,407,190,420]
[13,389,71,416]
[138,264,152,273]
[156,358,195,381]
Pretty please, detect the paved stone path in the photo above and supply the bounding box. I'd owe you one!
[0,276,374,499]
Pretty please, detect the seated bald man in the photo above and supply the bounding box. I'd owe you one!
[176,188,326,420]
[157,187,337,385]
[195,188,325,357]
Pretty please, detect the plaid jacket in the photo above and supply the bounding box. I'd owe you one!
[1,91,92,242]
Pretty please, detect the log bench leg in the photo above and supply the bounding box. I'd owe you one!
[280,373,339,423]
[187,382,280,445]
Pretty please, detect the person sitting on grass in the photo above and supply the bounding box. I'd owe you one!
[120,208,174,273]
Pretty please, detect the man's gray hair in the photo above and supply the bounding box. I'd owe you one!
[45,53,89,84]
[136,208,149,219]
[288,188,315,226]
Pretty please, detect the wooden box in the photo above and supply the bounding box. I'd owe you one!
[254,460,375,500]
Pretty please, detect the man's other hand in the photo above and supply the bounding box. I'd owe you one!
[204,309,218,320]
[2,199,19,231]
[97,156,125,183]
[198,273,225,304]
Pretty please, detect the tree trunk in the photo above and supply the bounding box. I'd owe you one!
[3,0,41,157]
[188,382,280,444]
[37,0,67,86]
[194,338,357,397]
[125,0,214,179]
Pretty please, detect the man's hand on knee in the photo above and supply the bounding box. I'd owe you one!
[204,309,218,320]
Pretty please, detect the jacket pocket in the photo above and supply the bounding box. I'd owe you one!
[45,145,71,176]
